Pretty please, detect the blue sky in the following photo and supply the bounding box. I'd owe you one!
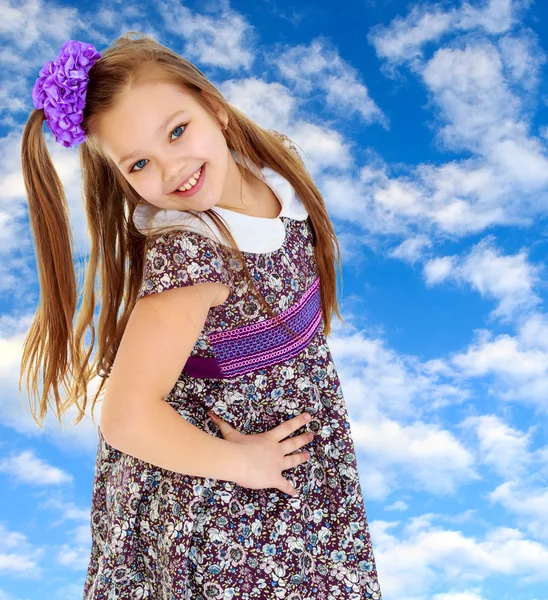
[1,0,548,598]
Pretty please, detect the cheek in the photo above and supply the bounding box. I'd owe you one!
[134,170,160,193]
[192,129,222,162]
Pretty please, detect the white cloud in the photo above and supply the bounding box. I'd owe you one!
[335,231,370,270]
[490,482,548,540]
[274,39,387,126]
[0,0,83,51]
[347,28,548,240]
[462,414,533,479]
[451,330,548,410]
[369,6,453,65]
[424,237,542,320]
[0,133,40,257]
[458,0,527,34]
[221,80,353,174]
[433,591,486,600]
[321,172,374,225]
[453,332,544,378]
[3,5,548,600]
[287,122,353,172]
[385,500,409,512]
[40,498,91,526]
[498,32,545,92]
[374,179,425,216]
[0,522,43,576]
[328,326,475,500]
[519,313,548,350]
[55,540,90,571]
[0,313,101,450]
[3,128,89,271]
[221,78,296,131]
[0,0,98,126]
[369,0,530,64]
[352,416,478,497]
[0,450,73,485]
[329,326,469,418]
[158,0,255,70]
[424,256,455,284]
[422,44,523,152]
[371,517,548,599]
[389,235,432,264]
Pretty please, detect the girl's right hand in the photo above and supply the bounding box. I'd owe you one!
[208,411,314,497]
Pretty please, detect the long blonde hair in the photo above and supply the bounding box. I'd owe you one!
[19,31,344,429]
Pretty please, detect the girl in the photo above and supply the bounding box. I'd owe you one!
[20,32,382,599]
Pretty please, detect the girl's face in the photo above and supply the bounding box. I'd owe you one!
[93,79,239,213]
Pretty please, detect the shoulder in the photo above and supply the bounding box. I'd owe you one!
[138,227,235,303]
[143,227,235,277]
[144,226,228,258]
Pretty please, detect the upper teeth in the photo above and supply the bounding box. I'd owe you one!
[177,166,202,191]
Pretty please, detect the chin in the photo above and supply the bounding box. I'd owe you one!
[189,193,218,213]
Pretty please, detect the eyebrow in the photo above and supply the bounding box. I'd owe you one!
[117,109,187,166]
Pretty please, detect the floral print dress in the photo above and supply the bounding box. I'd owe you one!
[83,139,383,599]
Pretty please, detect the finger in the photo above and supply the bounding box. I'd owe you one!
[290,450,310,468]
[209,411,227,424]
[282,450,310,474]
[280,431,314,455]
[271,413,311,443]
[209,412,234,430]
[280,479,297,497]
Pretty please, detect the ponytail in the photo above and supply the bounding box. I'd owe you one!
[19,110,80,428]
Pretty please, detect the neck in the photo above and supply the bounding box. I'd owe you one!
[215,151,264,213]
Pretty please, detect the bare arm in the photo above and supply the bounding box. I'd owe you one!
[99,279,245,482]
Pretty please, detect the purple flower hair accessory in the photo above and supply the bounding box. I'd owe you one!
[32,40,102,148]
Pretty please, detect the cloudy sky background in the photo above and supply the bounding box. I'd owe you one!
[1,0,548,598]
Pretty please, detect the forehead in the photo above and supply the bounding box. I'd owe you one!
[94,80,198,164]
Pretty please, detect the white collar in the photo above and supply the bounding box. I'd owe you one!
[132,150,308,254]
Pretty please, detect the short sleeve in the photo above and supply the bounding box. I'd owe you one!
[136,229,234,302]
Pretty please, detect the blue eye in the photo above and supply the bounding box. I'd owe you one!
[129,123,187,173]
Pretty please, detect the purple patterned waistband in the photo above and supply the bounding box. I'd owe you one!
[183,277,322,379]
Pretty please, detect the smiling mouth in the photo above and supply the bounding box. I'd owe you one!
[173,164,205,193]
[172,163,206,197]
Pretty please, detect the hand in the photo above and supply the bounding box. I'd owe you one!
[208,411,314,497]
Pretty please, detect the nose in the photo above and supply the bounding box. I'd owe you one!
[163,158,186,191]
